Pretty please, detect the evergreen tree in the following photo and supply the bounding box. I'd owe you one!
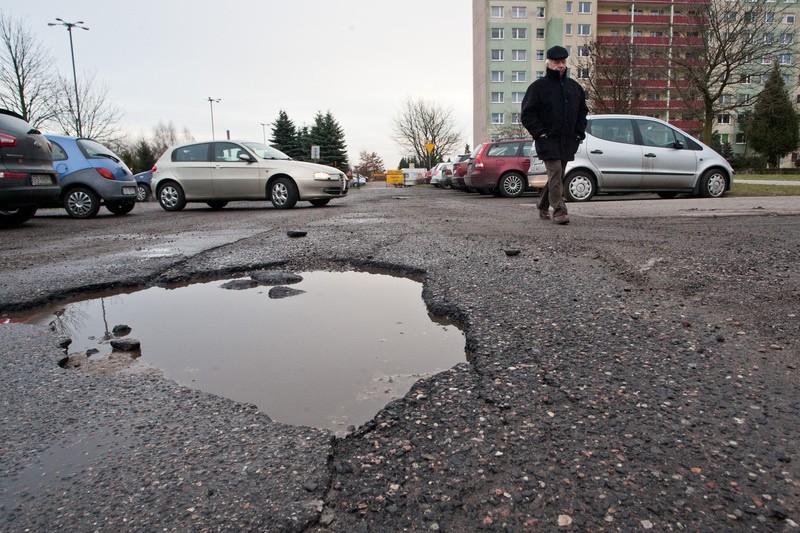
[270,110,302,159]
[746,64,800,168]
[309,111,349,171]
[295,125,311,162]
[133,138,156,174]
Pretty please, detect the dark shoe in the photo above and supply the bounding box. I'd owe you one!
[538,209,550,220]
[553,213,570,225]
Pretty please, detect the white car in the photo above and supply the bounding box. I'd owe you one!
[529,115,734,201]
[151,141,348,210]
[429,162,454,188]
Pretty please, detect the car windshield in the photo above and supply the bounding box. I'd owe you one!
[242,142,291,160]
[78,139,121,162]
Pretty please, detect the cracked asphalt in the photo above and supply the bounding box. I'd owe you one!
[1,185,798,531]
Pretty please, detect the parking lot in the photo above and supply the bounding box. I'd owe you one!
[1,185,798,530]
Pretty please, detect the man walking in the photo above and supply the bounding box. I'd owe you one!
[521,45,588,225]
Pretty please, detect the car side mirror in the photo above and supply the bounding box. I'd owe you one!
[239,153,255,163]
[673,140,684,149]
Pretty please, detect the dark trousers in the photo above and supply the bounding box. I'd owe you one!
[537,160,568,217]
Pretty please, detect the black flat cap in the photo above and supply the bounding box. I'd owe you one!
[546,45,569,60]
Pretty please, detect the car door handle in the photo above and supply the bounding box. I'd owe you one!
[644,153,656,157]
[590,150,603,154]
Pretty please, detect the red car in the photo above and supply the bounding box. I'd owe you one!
[451,154,471,190]
[464,139,535,197]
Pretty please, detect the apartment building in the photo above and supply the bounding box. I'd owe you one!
[474,0,800,162]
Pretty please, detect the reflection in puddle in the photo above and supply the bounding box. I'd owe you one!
[28,271,466,436]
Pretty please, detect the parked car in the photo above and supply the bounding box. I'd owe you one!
[465,139,540,197]
[133,170,153,201]
[452,154,471,190]
[429,162,454,188]
[44,135,137,218]
[0,110,60,227]
[151,140,348,211]
[528,114,734,202]
[349,173,368,187]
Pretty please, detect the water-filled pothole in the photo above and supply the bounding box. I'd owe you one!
[24,270,466,436]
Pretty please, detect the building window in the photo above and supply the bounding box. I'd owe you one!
[576,67,590,79]
[565,23,573,35]
[761,54,771,64]
[511,113,522,124]
[578,45,590,57]
[537,6,545,17]
[786,14,796,23]
[491,28,504,39]
[578,24,591,36]
[536,28,545,38]
[512,50,527,61]
[721,94,734,104]
[491,49,504,61]
[735,133,746,144]
[782,32,794,44]
[491,92,504,103]
[717,114,732,124]
[779,53,791,63]
[491,113,505,124]
[512,91,525,103]
[512,71,527,82]
[566,1,573,14]
[491,71,504,82]
[536,49,545,60]
[511,6,527,18]
[766,11,775,22]
[764,32,774,44]
[512,28,527,39]
[737,93,750,104]
[579,2,592,14]
[491,6,504,17]
[536,71,545,79]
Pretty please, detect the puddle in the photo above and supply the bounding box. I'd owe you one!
[22,271,466,436]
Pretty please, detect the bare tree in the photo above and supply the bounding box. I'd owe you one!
[50,72,123,143]
[668,0,796,143]
[391,98,462,166]
[354,150,385,177]
[574,40,657,114]
[0,12,59,127]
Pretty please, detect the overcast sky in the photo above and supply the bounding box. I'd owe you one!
[10,0,473,168]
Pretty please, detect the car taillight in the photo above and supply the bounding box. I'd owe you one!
[94,167,115,180]
[0,171,27,179]
[475,154,484,169]
[151,166,157,172]
[0,133,17,147]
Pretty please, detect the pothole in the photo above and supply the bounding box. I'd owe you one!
[21,270,466,436]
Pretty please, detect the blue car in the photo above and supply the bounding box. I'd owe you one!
[44,135,138,218]
[133,170,153,202]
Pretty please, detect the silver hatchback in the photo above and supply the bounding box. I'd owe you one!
[529,115,734,202]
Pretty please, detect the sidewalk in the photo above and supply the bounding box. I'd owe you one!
[737,178,800,186]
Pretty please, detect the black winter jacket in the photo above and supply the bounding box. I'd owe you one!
[520,67,588,161]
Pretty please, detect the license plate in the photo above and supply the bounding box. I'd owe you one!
[30,174,53,186]
[122,187,137,196]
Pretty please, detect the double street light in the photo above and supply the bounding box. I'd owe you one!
[48,18,89,137]
[208,97,221,139]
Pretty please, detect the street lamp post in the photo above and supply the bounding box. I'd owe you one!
[260,122,267,145]
[207,97,221,139]
[48,18,89,137]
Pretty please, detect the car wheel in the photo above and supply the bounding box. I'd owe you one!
[136,184,150,202]
[564,171,596,202]
[106,200,136,215]
[498,172,525,198]
[309,199,330,207]
[270,177,298,209]
[158,182,186,211]
[699,169,727,198]
[64,187,101,218]
[206,201,228,210]
[0,206,37,227]
[657,192,678,199]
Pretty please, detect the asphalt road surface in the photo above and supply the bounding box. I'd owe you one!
[1,186,798,531]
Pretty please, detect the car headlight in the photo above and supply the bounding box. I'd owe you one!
[314,171,333,179]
